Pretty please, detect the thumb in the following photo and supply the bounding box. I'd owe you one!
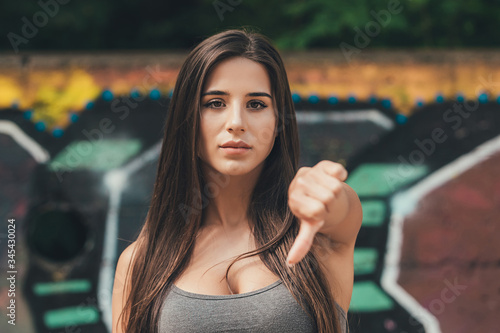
[286,219,324,267]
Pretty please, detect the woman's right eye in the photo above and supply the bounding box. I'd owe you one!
[204,100,224,108]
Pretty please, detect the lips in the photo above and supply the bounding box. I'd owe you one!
[220,140,251,148]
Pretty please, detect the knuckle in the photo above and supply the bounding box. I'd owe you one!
[296,177,308,187]
[298,166,310,174]
[318,160,331,167]
[289,192,300,204]
[332,182,343,195]
[332,164,343,173]
[325,191,335,202]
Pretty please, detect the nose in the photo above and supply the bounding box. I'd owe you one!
[226,103,245,133]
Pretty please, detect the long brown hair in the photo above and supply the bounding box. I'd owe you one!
[120,27,343,333]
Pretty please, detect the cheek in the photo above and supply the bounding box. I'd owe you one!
[199,119,214,143]
[254,115,276,147]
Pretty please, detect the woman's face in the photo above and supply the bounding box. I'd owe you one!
[198,56,277,177]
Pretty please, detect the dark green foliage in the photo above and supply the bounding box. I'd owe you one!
[2,0,499,51]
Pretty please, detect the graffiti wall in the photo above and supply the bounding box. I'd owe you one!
[0,53,499,333]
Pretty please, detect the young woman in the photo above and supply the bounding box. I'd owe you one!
[112,28,362,333]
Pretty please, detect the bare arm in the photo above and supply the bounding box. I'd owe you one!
[111,241,137,333]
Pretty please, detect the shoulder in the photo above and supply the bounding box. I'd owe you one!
[115,240,141,289]
[115,241,140,287]
[112,241,139,333]
[117,241,139,271]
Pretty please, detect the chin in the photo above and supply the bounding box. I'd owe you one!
[217,161,258,175]
[220,167,252,176]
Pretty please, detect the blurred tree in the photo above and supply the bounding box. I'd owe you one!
[1,0,500,51]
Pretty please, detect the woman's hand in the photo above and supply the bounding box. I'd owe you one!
[286,160,348,267]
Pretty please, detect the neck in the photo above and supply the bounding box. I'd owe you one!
[200,162,264,232]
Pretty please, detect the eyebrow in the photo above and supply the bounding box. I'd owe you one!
[201,90,272,99]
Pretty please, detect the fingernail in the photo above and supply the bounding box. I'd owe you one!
[286,260,295,268]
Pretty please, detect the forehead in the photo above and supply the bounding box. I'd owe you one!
[202,57,271,94]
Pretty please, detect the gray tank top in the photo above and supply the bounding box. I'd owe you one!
[158,279,348,333]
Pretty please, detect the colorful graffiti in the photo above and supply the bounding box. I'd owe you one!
[1,60,499,332]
